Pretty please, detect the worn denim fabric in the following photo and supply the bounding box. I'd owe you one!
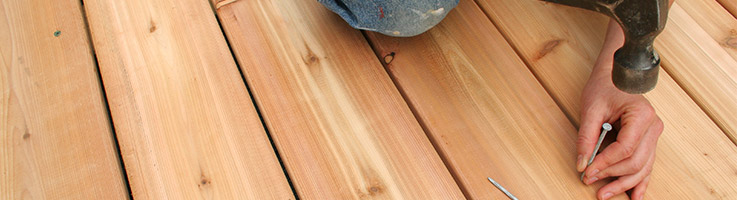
[318,0,459,37]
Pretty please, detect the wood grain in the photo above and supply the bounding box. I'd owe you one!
[718,0,737,19]
[0,0,127,198]
[213,0,464,198]
[82,0,293,198]
[364,0,626,199]
[474,0,737,198]
[656,2,737,143]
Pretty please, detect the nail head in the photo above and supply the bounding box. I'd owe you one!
[602,123,612,131]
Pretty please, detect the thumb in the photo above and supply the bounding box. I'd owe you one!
[577,108,607,172]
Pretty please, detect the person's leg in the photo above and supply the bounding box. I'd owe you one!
[318,0,459,37]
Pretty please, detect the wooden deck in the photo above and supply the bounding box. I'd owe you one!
[2,0,737,199]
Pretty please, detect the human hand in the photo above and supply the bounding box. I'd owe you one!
[576,20,664,200]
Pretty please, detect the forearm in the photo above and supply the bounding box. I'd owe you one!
[588,20,625,86]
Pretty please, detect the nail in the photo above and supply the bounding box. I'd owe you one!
[581,123,612,181]
[602,192,614,200]
[577,154,585,172]
[587,169,599,177]
[586,176,598,185]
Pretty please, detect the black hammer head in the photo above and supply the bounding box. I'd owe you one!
[540,0,669,94]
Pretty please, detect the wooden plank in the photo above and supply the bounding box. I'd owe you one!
[718,0,737,19]
[655,2,737,143]
[473,0,737,198]
[82,0,293,198]
[0,0,128,198]
[212,0,464,198]
[364,0,626,199]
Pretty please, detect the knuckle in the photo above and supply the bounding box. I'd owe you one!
[642,106,656,121]
[600,153,615,166]
[620,143,636,157]
[644,161,655,174]
[631,161,645,171]
[577,134,594,146]
[653,117,664,133]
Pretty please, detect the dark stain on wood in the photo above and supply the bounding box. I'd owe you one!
[22,132,30,140]
[536,39,564,60]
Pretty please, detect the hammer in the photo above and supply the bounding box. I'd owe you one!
[540,0,670,94]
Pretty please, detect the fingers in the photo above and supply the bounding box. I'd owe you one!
[630,175,651,200]
[585,107,656,177]
[597,153,655,200]
[584,119,661,183]
[584,149,654,185]
[577,106,608,172]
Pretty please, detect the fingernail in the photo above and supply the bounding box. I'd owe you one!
[638,194,644,200]
[602,192,613,199]
[586,176,598,185]
[587,169,599,177]
[576,155,585,172]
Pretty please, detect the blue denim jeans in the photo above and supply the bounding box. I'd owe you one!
[318,0,459,37]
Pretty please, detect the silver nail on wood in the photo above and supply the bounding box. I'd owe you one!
[488,177,519,200]
[580,123,613,181]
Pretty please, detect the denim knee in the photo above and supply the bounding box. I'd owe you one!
[318,0,459,37]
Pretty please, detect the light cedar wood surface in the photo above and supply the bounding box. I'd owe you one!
[1,0,127,198]
[212,0,464,199]
[83,0,293,198]
[656,2,737,143]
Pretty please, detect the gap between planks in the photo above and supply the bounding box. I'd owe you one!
[359,30,473,198]
[77,0,134,197]
[207,1,300,197]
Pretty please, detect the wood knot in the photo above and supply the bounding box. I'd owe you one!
[199,174,211,188]
[303,46,321,66]
[383,52,395,64]
[367,184,383,196]
[149,20,157,33]
[22,132,30,140]
[303,54,320,65]
[535,39,564,60]
[726,37,737,49]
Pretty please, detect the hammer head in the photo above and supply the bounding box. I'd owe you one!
[541,0,670,94]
